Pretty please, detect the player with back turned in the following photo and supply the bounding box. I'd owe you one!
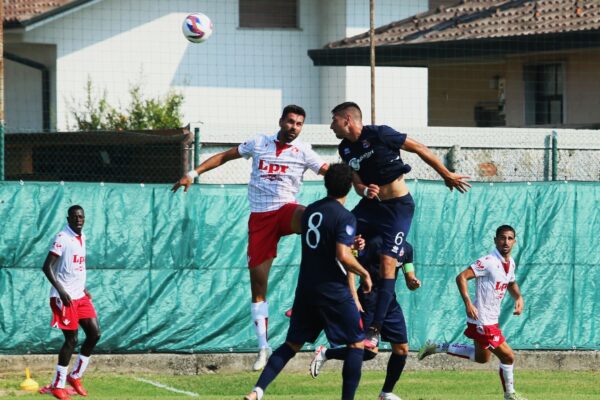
[244,163,372,400]
[310,236,418,400]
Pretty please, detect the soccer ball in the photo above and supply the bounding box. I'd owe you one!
[182,13,213,43]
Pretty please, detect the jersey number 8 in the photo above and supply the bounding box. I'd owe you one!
[305,212,323,249]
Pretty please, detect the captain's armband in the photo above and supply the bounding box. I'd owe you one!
[402,262,415,274]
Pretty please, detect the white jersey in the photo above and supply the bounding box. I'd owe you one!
[48,225,87,300]
[238,133,325,212]
[468,248,516,326]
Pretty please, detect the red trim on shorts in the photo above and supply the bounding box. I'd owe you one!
[50,296,97,330]
[247,203,301,268]
[464,322,505,349]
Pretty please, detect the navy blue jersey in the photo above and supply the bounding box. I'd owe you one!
[358,237,413,287]
[296,197,357,305]
[338,125,412,186]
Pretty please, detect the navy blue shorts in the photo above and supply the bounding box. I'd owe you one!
[352,193,415,260]
[359,290,407,345]
[286,296,365,345]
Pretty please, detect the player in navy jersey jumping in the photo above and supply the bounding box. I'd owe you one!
[310,236,418,400]
[330,101,471,348]
[244,163,373,400]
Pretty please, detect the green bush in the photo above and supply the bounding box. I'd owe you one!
[70,78,184,131]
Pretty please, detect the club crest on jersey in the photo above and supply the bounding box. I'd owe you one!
[475,260,486,270]
[258,159,289,174]
[343,147,351,155]
[348,150,374,171]
[362,140,370,148]
[345,225,355,236]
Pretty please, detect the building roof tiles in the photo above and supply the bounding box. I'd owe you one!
[324,0,600,49]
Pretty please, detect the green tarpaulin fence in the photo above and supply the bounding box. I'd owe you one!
[0,180,598,354]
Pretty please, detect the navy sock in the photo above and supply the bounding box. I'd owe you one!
[255,343,296,391]
[325,347,348,360]
[341,348,364,400]
[382,353,407,393]
[373,279,396,328]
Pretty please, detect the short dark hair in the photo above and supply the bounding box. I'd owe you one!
[281,104,306,119]
[331,102,362,118]
[496,225,515,237]
[68,205,84,216]
[324,163,353,198]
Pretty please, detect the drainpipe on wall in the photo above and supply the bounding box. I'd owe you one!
[3,52,50,131]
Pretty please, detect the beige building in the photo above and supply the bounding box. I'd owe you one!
[309,0,600,129]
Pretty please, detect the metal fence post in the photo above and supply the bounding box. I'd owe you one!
[194,127,201,184]
[551,130,558,181]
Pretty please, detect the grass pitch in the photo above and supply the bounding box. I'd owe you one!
[1,370,598,399]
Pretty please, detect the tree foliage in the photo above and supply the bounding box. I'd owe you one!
[70,78,184,131]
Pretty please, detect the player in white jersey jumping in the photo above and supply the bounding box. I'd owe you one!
[172,105,328,370]
[417,225,526,400]
[42,205,100,400]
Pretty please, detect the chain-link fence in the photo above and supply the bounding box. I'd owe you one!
[2,0,600,183]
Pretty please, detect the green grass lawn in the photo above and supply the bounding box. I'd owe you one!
[1,370,598,399]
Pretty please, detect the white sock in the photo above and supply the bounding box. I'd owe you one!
[436,342,449,353]
[499,363,515,394]
[447,343,475,361]
[69,354,90,379]
[52,365,68,388]
[251,301,269,349]
[253,386,264,399]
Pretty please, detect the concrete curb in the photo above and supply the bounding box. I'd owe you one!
[1,351,598,375]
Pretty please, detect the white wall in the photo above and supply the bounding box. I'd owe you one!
[319,0,428,126]
[11,0,427,131]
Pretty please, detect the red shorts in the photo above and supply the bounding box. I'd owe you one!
[247,203,300,268]
[50,295,97,330]
[464,322,505,349]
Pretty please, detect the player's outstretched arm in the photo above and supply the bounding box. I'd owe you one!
[402,137,471,193]
[508,281,524,315]
[171,146,242,193]
[336,243,372,294]
[456,267,478,320]
[42,252,72,306]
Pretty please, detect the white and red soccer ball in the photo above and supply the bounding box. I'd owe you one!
[182,13,213,43]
